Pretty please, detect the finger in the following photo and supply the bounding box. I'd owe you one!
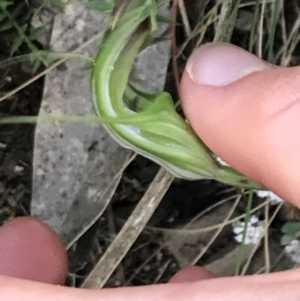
[1,269,300,301]
[180,42,300,206]
[0,217,68,284]
[169,266,215,283]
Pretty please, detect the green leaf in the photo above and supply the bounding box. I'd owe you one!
[49,0,65,9]
[0,3,26,31]
[0,0,13,10]
[85,0,114,13]
[29,26,44,40]
[43,54,56,66]
[11,3,26,18]
[0,19,14,31]
[32,58,42,73]
[10,36,24,56]
[281,234,296,246]
[0,14,7,22]
[282,222,300,235]
[40,52,57,67]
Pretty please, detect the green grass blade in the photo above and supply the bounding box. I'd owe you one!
[267,0,281,62]
[235,191,254,276]
[248,0,261,52]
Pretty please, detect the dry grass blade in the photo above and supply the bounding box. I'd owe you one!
[257,0,267,58]
[106,204,125,283]
[81,168,174,289]
[0,28,106,102]
[241,202,284,275]
[178,0,191,37]
[254,249,285,274]
[147,198,268,235]
[123,192,271,284]
[279,17,300,66]
[264,199,270,273]
[191,193,242,265]
[153,258,172,283]
[177,2,219,58]
[214,0,234,42]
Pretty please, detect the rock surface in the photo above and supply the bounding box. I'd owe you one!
[31,2,171,247]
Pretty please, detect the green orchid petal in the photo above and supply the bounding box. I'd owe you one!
[92,1,264,190]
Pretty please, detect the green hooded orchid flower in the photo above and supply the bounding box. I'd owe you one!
[92,0,263,190]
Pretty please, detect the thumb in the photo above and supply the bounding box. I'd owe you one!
[0,217,68,284]
[180,42,300,206]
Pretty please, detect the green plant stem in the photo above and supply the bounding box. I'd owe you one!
[218,0,243,42]
[267,0,281,62]
[248,0,261,52]
[235,191,254,276]
[0,52,94,68]
[0,115,100,124]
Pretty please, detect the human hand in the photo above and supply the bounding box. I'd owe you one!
[1,42,300,300]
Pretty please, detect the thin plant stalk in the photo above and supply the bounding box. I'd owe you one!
[235,191,254,276]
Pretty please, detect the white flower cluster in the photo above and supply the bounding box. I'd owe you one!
[284,240,300,263]
[256,190,283,205]
[233,215,265,245]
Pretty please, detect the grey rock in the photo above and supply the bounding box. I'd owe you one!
[31,2,171,248]
[131,40,171,93]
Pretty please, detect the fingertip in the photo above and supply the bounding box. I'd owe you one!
[0,217,68,284]
[185,42,270,87]
[180,43,300,206]
[169,266,215,283]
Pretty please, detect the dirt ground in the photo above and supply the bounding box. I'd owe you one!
[0,0,299,288]
[0,2,44,224]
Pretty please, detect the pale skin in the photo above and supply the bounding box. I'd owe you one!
[1,42,300,300]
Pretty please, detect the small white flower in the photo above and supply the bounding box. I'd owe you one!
[233,215,265,245]
[256,190,283,204]
[249,215,259,224]
[284,240,300,263]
